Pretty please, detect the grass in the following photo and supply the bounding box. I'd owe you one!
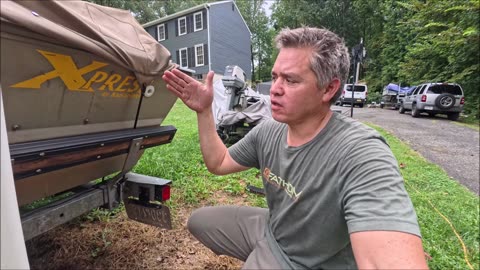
[452,113,480,131]
[367,124,479,270]
[456,116,480,131]
[133,100,266,210]
[133,100,477,269]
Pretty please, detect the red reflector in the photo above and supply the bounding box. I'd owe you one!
[342,90,345,95]
[162,185,171,201]
[460,97,465,105]
[421,95,427,102]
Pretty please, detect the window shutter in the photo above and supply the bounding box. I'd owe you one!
[186,15,193,34]
[175,20,178,36]
[203,10,207,30]
[165,23,168,39]
[188,47,194,68]
[176,50,180,65]
[190,15,195,33]
[203,44,209,65]
[154,26,158,40]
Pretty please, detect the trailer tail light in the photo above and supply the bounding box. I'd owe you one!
[342,90,345,96]
[421,95,427,102]
[161,185,171,201]
[460,97,465,105]
[154,184,171,201]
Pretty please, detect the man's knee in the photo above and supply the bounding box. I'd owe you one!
[187,207,214,237]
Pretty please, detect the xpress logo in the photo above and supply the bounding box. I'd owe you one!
[11,50,141,98]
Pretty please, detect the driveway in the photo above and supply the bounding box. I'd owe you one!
[333,106,479,195]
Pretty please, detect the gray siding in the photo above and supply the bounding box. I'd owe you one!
[209,2,252,79]
[143,2,251,79]
[145,9,209,76]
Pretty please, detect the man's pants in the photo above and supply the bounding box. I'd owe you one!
[187,206,282,269]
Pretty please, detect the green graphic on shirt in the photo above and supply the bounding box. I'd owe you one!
[263,168,303,201]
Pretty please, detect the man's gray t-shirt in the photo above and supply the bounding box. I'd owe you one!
[228,112,421,269]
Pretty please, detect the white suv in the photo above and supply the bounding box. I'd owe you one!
[338,84,367,108]
[398,82,464,120]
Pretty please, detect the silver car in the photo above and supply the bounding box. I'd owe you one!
[398,83,464,121]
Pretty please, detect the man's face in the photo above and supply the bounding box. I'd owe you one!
[270,47,328,125]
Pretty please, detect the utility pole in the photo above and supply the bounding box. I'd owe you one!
[350,38,366,117]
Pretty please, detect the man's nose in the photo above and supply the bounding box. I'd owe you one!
[270,79,283,96]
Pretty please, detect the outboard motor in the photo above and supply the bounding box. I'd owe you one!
[214,65,271,144]
[222,65,247,111]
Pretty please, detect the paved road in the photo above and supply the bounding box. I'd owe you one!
[333,106,479,195]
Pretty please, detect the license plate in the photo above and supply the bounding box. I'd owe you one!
[124,198,172,229]
[356,99,362,102]
[424,106,433,110]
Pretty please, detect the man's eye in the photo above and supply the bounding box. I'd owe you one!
[286,78,297,84]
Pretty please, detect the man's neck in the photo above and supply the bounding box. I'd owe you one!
[286,109,333,147]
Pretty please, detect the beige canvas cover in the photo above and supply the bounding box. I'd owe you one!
[0,0,171,85]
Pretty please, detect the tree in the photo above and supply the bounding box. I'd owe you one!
[235,0,274,82]
[398,0,479,116]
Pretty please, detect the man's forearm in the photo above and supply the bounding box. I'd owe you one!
[196,109,229,175]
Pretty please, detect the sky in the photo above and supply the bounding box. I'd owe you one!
[263,0,274,17]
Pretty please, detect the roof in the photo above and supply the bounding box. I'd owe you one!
[142,0,251,35]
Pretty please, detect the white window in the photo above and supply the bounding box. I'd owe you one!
[179,47,188,67]
[194,12,203,32]
[195,44,204,67]
[178,17,187,36]
[157,24,165,41]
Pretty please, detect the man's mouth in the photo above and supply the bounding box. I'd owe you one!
[271,100,281,108]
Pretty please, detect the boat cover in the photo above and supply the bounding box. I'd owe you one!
[384,83,413,94]
[212,80,272,126]
[0,0,171,85]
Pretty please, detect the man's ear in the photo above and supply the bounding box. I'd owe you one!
[322,78,341,103]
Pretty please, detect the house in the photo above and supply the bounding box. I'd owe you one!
[255,81,272,95]
[143,0,252,81]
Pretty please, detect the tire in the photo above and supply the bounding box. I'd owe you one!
[380,104,384,109]
[447,112,460,121]
[411,103,420,117]
[399,103,405,114]
[435,94,455,110]
[359,103,364,108]
[339,100,343,107]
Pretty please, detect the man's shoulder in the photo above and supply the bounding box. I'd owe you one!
[327,112,388,153]
[331,112,382,139]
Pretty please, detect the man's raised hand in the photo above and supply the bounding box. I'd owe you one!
[162,69,214,114]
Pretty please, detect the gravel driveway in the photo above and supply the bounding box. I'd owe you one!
[333,106,479,195]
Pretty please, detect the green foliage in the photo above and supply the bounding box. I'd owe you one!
[367,0,479,117]
[367,91,382,103]
[84,204,125,223]
[270,0,479,118]
[91,228,112,258]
